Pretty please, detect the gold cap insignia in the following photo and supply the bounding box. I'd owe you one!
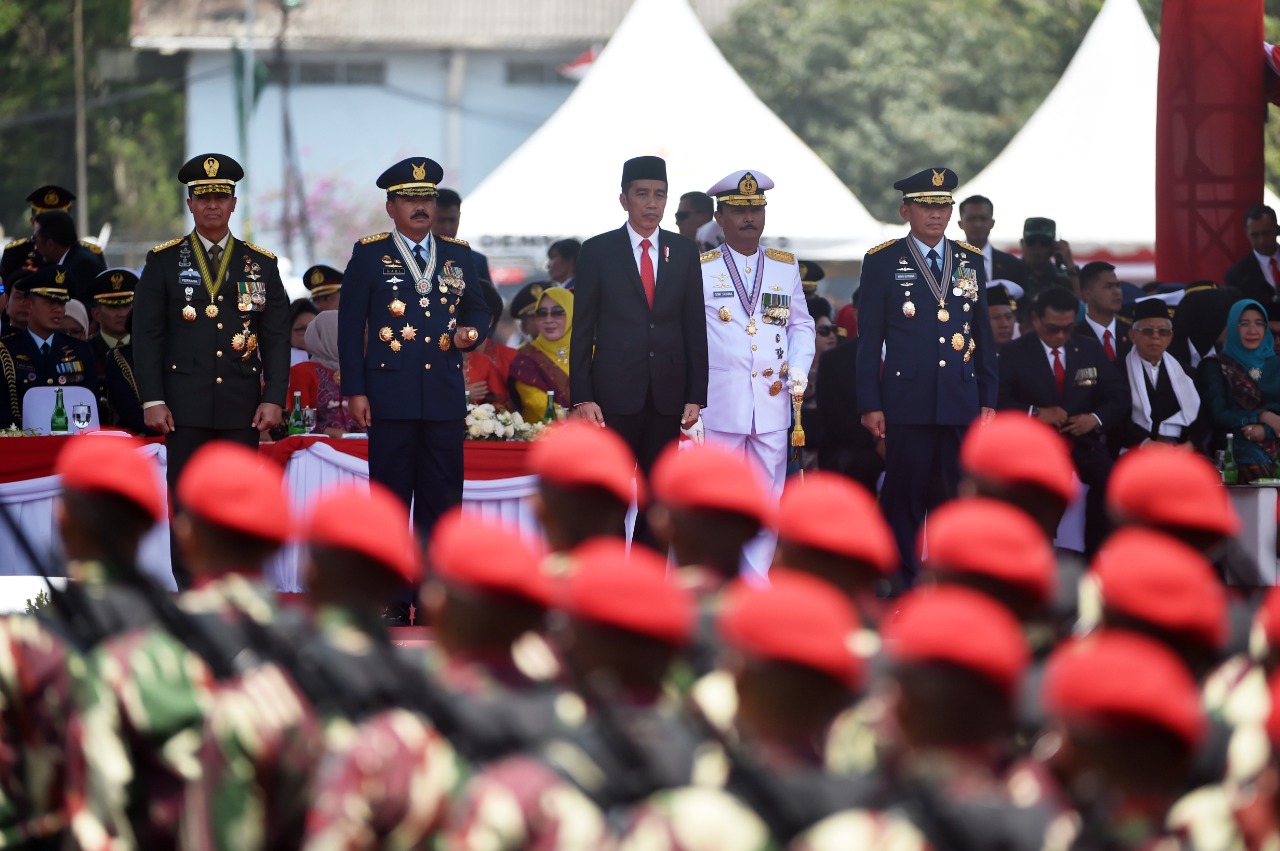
[738,173,758,196]
[44,190,59,206]
[55,269,66,284]
[411,162,427,180]
[204,157,220,178]
[931,169,945,187]
[110,272,123,289]
[310,270,324,285]
[531,284,543,300]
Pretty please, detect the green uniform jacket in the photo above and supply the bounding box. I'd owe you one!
[132,234,289,429]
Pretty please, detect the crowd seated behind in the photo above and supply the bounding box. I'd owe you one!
[508,286,572,422]
[286,310,362,436]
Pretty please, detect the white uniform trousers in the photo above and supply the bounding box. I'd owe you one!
[702,426,789,578]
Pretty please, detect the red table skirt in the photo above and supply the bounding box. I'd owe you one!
[0,435,532,484]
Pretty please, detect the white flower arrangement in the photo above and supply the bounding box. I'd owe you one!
[465,403,543,442]
[0,425,39,437]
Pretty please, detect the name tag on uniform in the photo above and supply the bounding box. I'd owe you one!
[1073,367,1097,386]
[713,290,734,298]
[895,271,917,281]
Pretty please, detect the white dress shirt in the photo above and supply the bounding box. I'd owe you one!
[981,242,994,281]
[1082,314,1118,350]
[626,222,661,279]
[1255,248,1280,288]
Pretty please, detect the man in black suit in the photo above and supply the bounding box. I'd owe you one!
[30,210,106,305]
[134,153,289,587]
[998,286,1127,555]
[570,156,708,536]
[1224,204,1280,309]
[815,337,883,494]
[1116,299,1204,451]
[957,195,1030,288]
[0,185,106,283]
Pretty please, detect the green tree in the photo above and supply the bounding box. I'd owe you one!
[0,0,184,260]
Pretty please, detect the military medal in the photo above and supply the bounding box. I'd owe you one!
[719,306,732,322]
[937,307,950,322]
[439,333,451,351]
[231,333,247,351]
[419,297,430,308]
[769,381,783,396]
[389,298,406,317]
[182,305,197,321]
[963,303,971,312]
[400,323,417,341]
[205,304,219,318]
[391,231,437,296]
[903,301,916,318]
[390,340,402,353]
[746,318,758,336]
[378,326,394,343]
[951,333,965,351]
[189,233,235,312]
[721,247,766,338]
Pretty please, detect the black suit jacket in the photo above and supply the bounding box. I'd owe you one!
[570,226,708,416]
[1073,318,1132,363]
[991,247,1031,287]
[997,333,1128,451]
[133,233,290,430]
[1224,253,1276,308]
[815,341,883,492]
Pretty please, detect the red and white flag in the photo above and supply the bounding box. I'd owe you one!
[558,46,600,82]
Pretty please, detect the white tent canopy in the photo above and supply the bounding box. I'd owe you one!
[462,0,886,260]
[955,0,1279,252]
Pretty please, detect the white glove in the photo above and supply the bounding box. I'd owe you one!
[787,375,809,395]
[680,418,705,445]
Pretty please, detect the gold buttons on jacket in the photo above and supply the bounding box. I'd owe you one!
[216,377,223,384]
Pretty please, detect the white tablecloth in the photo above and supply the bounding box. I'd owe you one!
[0,442,540,595]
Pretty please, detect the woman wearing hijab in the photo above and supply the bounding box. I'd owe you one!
[508,287,572,422]
[287,311,363,436]
[1198,298,1280,481]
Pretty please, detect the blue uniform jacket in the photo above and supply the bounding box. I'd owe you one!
[338,232,490,421]
[855,236,999,426]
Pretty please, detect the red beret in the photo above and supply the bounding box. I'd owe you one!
[528,420,644,507]
[718,570,863,689]
[1266,672,1280,748]
[776,472,896,573]
[305,482,420,585]
[428,508,550,606]
[1108,445,1240,537]
[563,538,693,645]
[1044,631,1205,748]
[920,498,1056,605]
[1091,528,1226,650]
[960,412,1077,504]
[882,587,1030,695]
[55,435,164,522]
[651,442,774,526]
[176,441,291,543]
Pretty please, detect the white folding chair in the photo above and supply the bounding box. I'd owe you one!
[22,386,99,433]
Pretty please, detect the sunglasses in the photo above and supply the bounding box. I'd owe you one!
[1041,322,1075,335]
[674,211,690,222]
[535,307,566,319]
[1134,327,1172,338]
[816,326,837,336]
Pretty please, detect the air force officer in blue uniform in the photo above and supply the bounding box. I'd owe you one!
[338,157,490,556]
[856,168,999,581]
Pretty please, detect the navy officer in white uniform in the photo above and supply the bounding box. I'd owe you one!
[699,170,815,575]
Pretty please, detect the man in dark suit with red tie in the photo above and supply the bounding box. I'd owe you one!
[1224,204,1280,310]
[570,156,708,536]
[997,286,1127,555]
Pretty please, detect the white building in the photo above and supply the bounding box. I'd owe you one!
[130,0,745,269]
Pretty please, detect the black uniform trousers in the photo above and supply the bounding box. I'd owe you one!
[881,423,965,589]
[602,385,682,550]
[369,417,464,604]
[165,426,259,589]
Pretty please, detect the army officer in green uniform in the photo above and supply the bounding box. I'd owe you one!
[132,153,289,586]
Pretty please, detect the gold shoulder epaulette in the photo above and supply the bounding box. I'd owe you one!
[80,240,102,254]
[150,237,183,253]
[700,249,722,264]
[243,241,276,260]
[765,247,795,264]
[438,235,469,247]
[866,239,896,256]
[360,232,390,245]
[4,238,28,250]
[955,240,982,254]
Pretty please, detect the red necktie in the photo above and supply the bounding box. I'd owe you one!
[639,238,655,308]
[1270,256,1279,289]
[1103,329,1115,362]
[1053,348,1065,399]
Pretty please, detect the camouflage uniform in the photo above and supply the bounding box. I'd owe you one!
[65,572,276,851]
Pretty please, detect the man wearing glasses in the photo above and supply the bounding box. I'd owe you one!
[1020,217,1079,300]
[998,286,1126,555]
[1117,298,1202,450]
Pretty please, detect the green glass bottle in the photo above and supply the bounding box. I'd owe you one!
[288,391,306,436]
[50,388,68,435]
[542,390,557,424]
[1223,433,1239,485]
